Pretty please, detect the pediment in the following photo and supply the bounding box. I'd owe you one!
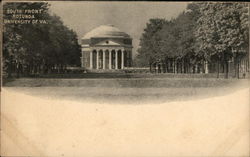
[95,40,122,46]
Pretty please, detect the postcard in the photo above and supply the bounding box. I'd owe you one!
[1,1,249,156]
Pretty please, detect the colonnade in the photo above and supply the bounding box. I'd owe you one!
[88,49,131,70]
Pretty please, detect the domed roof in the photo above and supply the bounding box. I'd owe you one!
[82,25,130,39]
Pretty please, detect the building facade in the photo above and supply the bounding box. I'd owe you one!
[81,25,133,70]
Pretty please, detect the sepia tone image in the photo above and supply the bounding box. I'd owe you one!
[1,1,249,156]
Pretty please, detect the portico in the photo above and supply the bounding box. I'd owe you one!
[87,48,132,70]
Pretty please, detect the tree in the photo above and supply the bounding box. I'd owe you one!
[137,4,201,74]
[3,2,81,77]
[136,2,249,77]
[195,2,249,78]
[3,2,51,76]
[136,18,166,71]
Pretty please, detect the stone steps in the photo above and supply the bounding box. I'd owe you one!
[86,69,125,73]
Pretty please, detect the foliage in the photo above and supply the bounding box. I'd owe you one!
[195,2,249,60]
[136,3,200,67]
[136,2,249,77]
[3,2,81,77]
[194,2,249,77]
[136,18,166,66]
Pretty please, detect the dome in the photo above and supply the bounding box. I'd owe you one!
[82,25,130,39]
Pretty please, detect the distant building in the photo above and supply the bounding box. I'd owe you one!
[81,25,133,70]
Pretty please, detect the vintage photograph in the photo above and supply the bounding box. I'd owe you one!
[1,1,249,156]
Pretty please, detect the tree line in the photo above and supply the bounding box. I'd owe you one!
[3,2,81,78]
[135,2,249,78]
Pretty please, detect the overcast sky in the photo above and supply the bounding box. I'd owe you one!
[49,2,188,56]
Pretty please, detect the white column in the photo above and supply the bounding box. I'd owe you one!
[109,50,112,69]
[96,51,99,69]
[103,50,106,69]
[121,50,124,69]
[205,60,209,74]
[90,51,93,69]
[115,50,118,69]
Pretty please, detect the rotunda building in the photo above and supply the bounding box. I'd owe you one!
[81,25,133,70]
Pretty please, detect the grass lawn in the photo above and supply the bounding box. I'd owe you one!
[2,75,248,104]
[2,72,248,87]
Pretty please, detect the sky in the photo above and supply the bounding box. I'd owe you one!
[49,2,188,56]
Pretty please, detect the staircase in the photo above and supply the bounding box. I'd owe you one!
[86,69,125,73]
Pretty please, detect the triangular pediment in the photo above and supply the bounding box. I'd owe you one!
[95,40,122,46]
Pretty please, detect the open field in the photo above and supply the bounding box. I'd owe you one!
[3,73,248,87]
[2,76,248,104]
[3,72,245,80]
